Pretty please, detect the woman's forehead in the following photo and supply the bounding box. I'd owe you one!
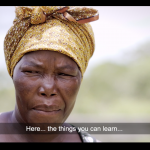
[20,50,79,69]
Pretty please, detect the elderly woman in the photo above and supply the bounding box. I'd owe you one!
[0,6,99,142]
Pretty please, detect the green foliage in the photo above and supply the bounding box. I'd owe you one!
[0,71,15,112]
[73,55,150,114]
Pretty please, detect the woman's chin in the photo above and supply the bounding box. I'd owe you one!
[24,109,65,124]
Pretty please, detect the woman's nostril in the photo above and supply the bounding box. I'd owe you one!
[41,93,46,96]
[41,93,56,96]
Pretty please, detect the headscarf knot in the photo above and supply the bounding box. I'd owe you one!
[14,6,99,24]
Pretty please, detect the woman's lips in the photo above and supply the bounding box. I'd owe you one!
[33,104,61,112]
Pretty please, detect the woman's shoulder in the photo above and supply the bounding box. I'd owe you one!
[70,124,100,142]
[0,111,13,123]
[78,130,100,143]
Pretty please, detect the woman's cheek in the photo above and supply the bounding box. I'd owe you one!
[58,77,81,100]
[14,76,37,99]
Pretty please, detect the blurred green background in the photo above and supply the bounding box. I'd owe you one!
[1,40,150,142]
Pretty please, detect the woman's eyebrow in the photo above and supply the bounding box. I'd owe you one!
[57,65,77,71]
[20,61,44,69]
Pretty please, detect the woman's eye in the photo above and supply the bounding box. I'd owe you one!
[26,71,32,73]
[58,73,70,76]
[25,71,39,74]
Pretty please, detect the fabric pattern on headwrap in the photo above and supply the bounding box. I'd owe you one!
[4,6,99,77]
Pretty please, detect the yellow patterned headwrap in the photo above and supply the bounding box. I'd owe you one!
[4,6,99,77]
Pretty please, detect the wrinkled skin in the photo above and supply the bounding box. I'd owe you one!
[0,50,82,142]
[13,50,82,124]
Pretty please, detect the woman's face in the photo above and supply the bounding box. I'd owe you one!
[13,50,82,124]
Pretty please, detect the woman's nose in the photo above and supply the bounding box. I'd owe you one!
[38,76,57,97]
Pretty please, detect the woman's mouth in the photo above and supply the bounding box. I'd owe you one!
[32,104,61,113]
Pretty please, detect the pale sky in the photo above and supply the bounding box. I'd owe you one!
[1,6,150,75]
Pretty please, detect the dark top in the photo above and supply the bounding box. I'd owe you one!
[71,124,100,142]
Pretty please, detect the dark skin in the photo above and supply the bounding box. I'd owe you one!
[0,50,82,142]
